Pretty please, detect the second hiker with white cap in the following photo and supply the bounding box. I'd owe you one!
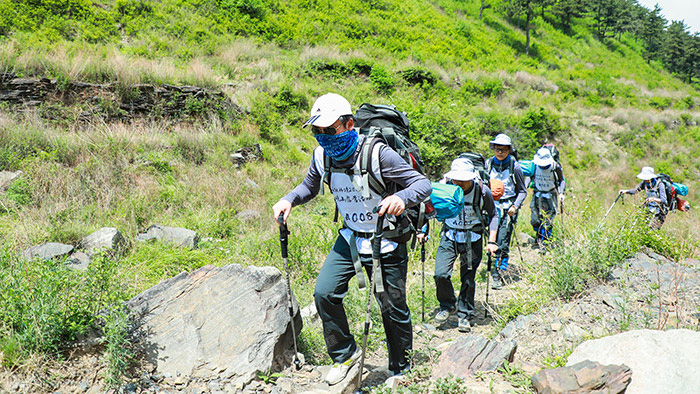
[619,166,668,229]
[485,133,527,289]
[432,157,498,332]
[530,146,565,250]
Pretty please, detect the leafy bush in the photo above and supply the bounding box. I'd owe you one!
[0,250,125,366]
[399,67,437,87]
[649,96,672,110]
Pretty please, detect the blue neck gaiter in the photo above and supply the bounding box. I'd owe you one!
[315,129,359,161]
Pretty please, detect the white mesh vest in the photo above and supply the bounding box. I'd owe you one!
[489,161,516,200]
[534,165,556,192]
[444,184,481,231]
[313,146,383,233]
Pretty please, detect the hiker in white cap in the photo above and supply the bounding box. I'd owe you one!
[619,167,669,229]
[485,133,527,289]
[530,146,565,251]
[432,157,498,332]
[272,93,431,383]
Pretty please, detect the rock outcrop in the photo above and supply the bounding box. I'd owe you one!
[21,242,74,261]
[78,227,127,257]
[532,360,632,394]
[135,224,199,249]
[567,329,700,394]
[432,334,516,379]
[0,171,22,192]
[126,264,302,387]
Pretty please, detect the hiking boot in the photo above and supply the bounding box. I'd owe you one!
[491,276,503,290]
[325,347,362,385]
[458,318,472,333]
[434,308,455,323]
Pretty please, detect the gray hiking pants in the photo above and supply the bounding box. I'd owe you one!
[314,235,412,373]
[530,193,557,238]
[495,199,518,261]
[433,234,482,320]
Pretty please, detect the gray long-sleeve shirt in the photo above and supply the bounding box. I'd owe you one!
[283,134,431,209]
[626,180,667,207]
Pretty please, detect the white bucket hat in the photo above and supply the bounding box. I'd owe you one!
[302,93,353,128]
[636,166,656,180]
[533,147,555,167]
[444,158,478,181]
[489,133,512,150]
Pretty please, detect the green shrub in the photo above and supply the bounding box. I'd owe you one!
[0,250,125,365]
[399,67,437,87]
[649,96,672,110]
[370,65,396,93]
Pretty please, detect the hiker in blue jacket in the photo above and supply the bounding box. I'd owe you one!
[619,166,668,230]
[530,147,565,250]
[272,93,431,385]
[428,158,498,332]
[485,134,527,289]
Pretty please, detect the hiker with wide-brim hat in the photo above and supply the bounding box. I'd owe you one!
[430,157,498,332]
[485,133,527,289]
[530,147,566,251]
[272,93,431,385]
[619,166,668,230]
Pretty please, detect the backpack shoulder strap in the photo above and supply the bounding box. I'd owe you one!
[359,130,388,198]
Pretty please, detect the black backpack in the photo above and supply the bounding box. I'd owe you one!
[655,173,678,211]
[323,103,433,243]
[458,152,489,184]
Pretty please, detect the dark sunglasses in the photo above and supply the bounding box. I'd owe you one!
[311,125,341,135]
[493,146,510,153]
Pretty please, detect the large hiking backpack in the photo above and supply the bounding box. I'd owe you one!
[458,152,489,183]
[656,173,679,211]
[323,103,434,243]
[541,143,560,164]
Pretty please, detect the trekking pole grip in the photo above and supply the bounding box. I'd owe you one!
[278,213,289,259]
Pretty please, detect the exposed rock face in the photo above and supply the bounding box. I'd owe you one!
[0,76,242,120]
[532,360,632,394]
[230,144,263,168]
[567,329,700,394]
[126,264,302,387]
[432,335,516,379]
[22,242,74,261]
[79,227,127,257]
[0,171,22,192]
[135,224,199,249]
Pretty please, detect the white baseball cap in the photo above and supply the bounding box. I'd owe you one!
[444,158,479,181]
[302,93,353,128]
[489,133,512,150]
[533,147,555,167]
[636,166,656,180]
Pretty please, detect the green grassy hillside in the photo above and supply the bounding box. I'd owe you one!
[1,0,699,389]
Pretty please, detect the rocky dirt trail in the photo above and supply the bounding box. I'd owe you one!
[2,236,699,394]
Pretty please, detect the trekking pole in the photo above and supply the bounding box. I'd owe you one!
[594,193,623,232]
[278,213,301,371]
[485,251,492,319]
[420,221,430,324]
[355,206,385,394]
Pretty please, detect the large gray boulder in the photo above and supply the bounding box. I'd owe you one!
[432,335,516,379]
[78,227,127,257]
[127,264,302,387]
[567,329,700,394]
[22,242,74,261]
[135,224,199,249]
